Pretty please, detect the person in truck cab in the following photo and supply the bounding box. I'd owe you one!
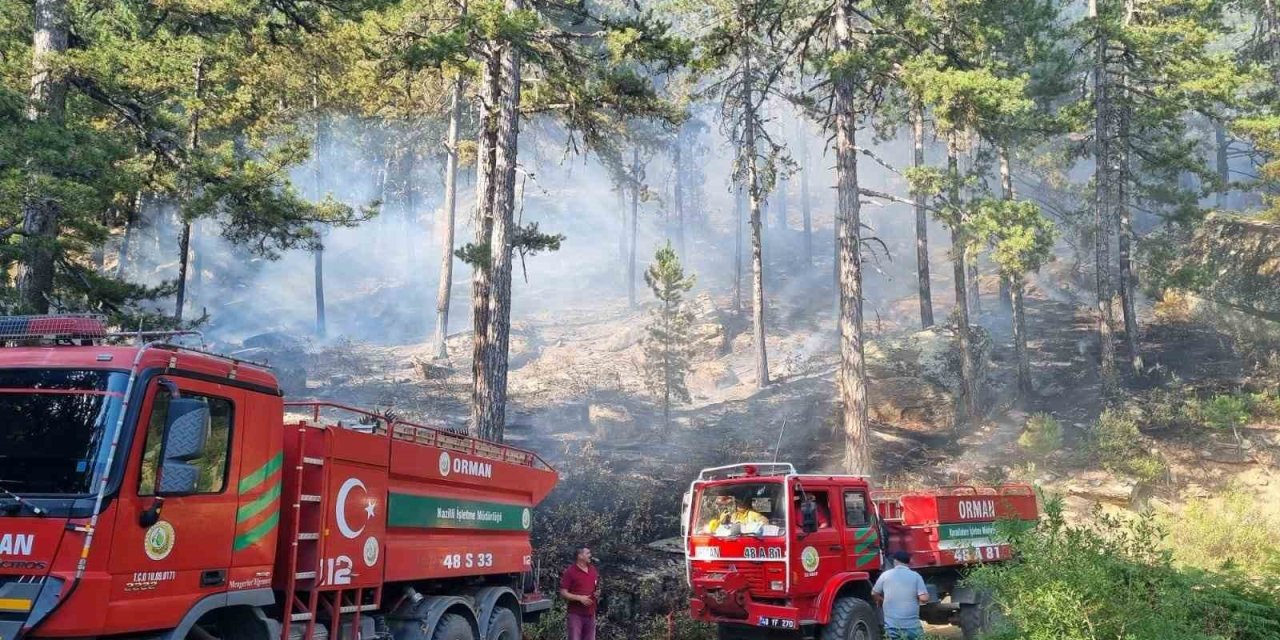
[704,495,768,533]
[872,550,930,640]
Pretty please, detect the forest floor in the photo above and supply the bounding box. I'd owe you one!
[244,249,1279,639]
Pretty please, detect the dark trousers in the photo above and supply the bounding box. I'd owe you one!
[567,613,596,640]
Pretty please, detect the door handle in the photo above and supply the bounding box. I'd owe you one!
[828,545,843,551]
[201,570,226,587]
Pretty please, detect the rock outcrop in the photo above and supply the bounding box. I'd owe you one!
[864,325,992,432]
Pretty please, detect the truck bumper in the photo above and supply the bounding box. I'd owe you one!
[690,598,803,632]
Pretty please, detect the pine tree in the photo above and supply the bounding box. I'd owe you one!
[972,199,1057,397]
[642,243,695,431]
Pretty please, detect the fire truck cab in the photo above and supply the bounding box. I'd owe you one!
[683,463,1036,640]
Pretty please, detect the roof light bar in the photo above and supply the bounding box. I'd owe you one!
[0,314,108,344]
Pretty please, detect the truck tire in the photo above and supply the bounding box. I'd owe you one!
[431,613,476,640]
[485,607,520,640]
[821,597,881,640]
[959,590,1003,640]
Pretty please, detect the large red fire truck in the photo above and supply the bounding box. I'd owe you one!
[0,315,557,640]
[683,463,1038,640]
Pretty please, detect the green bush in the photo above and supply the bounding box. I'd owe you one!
[1204,394,1250,445]
[1091,409,1167,483]
[1161,488,1280,576]
[968,497,1280,640]
[1018,413,1063,456]
[1246,389,1280,419]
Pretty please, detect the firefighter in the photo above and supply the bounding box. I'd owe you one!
[704,494,768,532]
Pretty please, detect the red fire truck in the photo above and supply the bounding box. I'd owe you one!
[0,315,557,640]
[682,463,1037,640]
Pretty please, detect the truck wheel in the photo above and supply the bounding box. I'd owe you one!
[485,607,520,640]
[821,597,881,640]
[959,590,1003,640]
[432,613,476,640]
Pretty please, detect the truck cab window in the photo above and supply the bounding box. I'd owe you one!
[139,390,233,495]
[843,490,869,528]
[794,491,832,529]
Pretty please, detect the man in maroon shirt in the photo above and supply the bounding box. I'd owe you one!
[559,547,599,640]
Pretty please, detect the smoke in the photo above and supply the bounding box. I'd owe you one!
[115,102,1003,349]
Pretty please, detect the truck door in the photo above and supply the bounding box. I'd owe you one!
[840,488,882,572]
[106,377,245,632]
[789,487,844,596]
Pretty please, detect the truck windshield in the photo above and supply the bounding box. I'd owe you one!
[0,369,128,497]
[694,482,786,537]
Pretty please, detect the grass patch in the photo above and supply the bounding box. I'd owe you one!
[1160,487,1280,576]
[1018,413,1063,456]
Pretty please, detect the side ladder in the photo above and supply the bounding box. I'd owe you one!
[282,423,327,640]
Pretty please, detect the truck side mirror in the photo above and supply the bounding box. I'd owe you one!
[681,491,692,537]
[156,398,210,495]
[801,500,819,534]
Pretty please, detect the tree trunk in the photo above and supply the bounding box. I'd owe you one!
[949,131,978,421]
[434,46,466,358]
[997,145,1014,308]
[1092,0,1119,394]
[469,47,501,437]
[834,0,871,475]
[175,57,204,322]
[734,185,745,314]
[617,186,627,277]
[16,0,70,313]
[799,120,813,267]
[1116,60,1141,375]
[1095,0,1116,394]
[472,2,523,443]
[1012,278,1032,397]
[313,84,329,339]
[912,101,934,328]
[629,147,640,308]
[403,149,418,265]
[742,47,769,389]
[673,132,686,259]
[1215,120,1230,210]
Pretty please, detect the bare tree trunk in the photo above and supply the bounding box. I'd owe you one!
[949,131,978,421]
[742,48,769,389]
[1012,278,1031,396]
[175,57,204,322]
[629,147,641,308]
[1092,0,1119,394]
[673,132,686,258]
[799,120,813,267]
[469,49,501,437]
[1116,55,1141,374]
[734,185,745,314]
[912,101,934,328]
[472,1,523,442]
[1215,120,1230,210]
[616,186,627,277]
[434,45,466,358]
[313,82,329,338]
[17,0,69,313]
[835,0,871,475]
[997,145,1015,308]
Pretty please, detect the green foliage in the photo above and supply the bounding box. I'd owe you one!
[1204,394,1250,434]
[1160,488,1280,576]
[970,198,1057,277]
[642,243,695,427]
[1018,412,1063,456]
[969,497,1280,640]
[1091,408,1167,483]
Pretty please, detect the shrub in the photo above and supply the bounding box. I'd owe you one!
[1161,487,1280,576]
[1091,409,1167,482]
[1204,394,1250,446]
[968,497,1280,640]
[1018,413,1063,456]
